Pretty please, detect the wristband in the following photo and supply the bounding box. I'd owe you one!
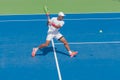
[51,23,56,26]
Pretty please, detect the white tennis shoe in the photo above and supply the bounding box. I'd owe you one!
[32,48,38,57]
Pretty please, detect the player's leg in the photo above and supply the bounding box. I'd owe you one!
[38,40,50,49]
[56,33,78,57]
[32,33,53,57]
[32,40,50,57]
[58,37,70,51]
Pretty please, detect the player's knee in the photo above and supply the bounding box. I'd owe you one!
[44,43,49,47]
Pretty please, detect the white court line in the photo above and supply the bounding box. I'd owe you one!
[65,17,120,20]
[0,17,120,22]
[55,41,120,45]
[51,39,62,80]
[0,19,45,22]
[0,12,120,16]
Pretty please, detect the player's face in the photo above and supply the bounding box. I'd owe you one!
[58,16,64,20]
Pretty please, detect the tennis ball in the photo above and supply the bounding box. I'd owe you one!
[99,30,103,33]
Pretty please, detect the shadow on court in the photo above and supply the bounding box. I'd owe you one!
[36,47,70,57]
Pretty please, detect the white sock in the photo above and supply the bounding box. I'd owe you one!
[68,51,72,54]
[35,47,39,51]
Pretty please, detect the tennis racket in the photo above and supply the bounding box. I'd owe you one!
[44,5,49,17]
[43,5,51,26]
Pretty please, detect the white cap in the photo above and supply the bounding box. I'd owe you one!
[58,12,65,16]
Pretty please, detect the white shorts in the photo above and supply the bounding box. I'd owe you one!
[46,32,63,41]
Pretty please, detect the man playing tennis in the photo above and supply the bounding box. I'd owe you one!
[32,12,77,58]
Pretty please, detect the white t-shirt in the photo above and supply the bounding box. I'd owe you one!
[48,17,64,33]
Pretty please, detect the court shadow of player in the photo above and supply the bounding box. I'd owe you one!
[36,46,69,57]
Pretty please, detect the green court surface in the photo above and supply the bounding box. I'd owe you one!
[0,0,120,15]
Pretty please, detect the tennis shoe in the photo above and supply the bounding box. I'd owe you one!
[32,48,37,57]
[70,51,78,58]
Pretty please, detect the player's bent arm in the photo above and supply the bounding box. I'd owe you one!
[47,16,51,22]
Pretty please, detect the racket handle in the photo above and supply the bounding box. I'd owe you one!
[46,13,49,16]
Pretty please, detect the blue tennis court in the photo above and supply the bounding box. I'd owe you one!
[0,13,120,80]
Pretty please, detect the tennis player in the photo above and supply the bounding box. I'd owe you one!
[32,12,77,58]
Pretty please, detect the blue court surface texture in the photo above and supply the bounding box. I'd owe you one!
[0,13,120,80]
